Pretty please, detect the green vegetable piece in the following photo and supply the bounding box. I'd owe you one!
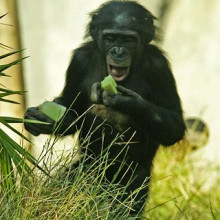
[101,75,117,94]
[39,101,66,122]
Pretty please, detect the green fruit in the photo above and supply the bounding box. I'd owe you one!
[39,101,66,122]
[101,75,117,94]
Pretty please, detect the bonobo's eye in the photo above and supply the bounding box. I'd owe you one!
[103,34,117,42]
[123,36,136,43]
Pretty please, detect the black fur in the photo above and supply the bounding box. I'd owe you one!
[24,1,185,215]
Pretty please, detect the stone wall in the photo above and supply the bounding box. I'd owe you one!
[16,0,220,163]
[162,0,220,161]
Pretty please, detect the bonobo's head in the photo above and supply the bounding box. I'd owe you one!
[87,1,155,82]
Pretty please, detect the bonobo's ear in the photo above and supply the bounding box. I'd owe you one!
[141,11,156,43]
[90,15,98,39]
[144,17,155,43]
[85,12,99,40]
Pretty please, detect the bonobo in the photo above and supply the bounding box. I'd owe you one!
[24,1,185,215]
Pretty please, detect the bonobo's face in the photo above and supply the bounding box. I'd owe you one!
[102,29,140,82]
[89,2,155,82]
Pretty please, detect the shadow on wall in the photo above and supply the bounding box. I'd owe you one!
[185,117,209,150]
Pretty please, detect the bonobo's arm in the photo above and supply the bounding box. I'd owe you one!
[24,98,79,136]
[92,49,185,146]
[24,47,88,136]
[103,85,185,146]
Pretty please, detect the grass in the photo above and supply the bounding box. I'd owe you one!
[144,143,220,220]
[0,132,143,220]
[0,132,219,219]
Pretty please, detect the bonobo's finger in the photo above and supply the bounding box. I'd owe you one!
[102,90,117,107]
[91,82,102,104]
[117,85,143,101]
[24,115,42,136]
[92,82,101,89]
[117,85,134,96]
[24,123,40,136]
[25,107,54,124]
[24,114,54,135]
[102,90,111,106]
[24,107,55,136]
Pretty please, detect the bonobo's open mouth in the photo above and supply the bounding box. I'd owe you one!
[107,64,130,82]
[106,55,131,82]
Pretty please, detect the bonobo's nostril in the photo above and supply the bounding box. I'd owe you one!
[116,47,125,55]
[110,46,128,58]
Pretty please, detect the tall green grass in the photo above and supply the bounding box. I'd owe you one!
[144,143,220,220]
[1,130,219,219]
[0,131,145,220]
[0,47,49,195]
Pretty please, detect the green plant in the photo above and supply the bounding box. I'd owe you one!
[0,12,49,193]
[0,49,50,193]
[143,144,220,220]
[0,127,144,219]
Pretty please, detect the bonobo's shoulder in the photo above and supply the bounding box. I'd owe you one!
[70,41,97,66]
[74,41,96,57]
[146,44,168,60]
[145,44,171,69]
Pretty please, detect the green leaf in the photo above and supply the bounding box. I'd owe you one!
[0,56,28,72]
[0,146,15,193]
[0,43,13,50]
[0,129,49,176]
[0,72,10,77]
[0,133,31,174]
[0,87,25,94]
[0,116,50,125]
[0,119,30,142]
[0,90,25,98]
[0,97,20,104]
[0,22,13,27]
[0,13,8,19]
[0,50,24,59]
[0,88,25,104]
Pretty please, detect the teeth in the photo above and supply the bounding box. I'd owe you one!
[107,64,130,81]
[110,65,127,70]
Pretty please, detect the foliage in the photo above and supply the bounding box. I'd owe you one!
[1,12,219,220]
[0,134,219,219]
[144,144,220,220]
[0,14,49,194]
[0,49,49,193]
[0,133,143,220]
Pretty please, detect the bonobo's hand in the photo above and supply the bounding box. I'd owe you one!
[91,83,144,111]
[102,85,144,111]
[91,82,103,104]
[24,107,55,136]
